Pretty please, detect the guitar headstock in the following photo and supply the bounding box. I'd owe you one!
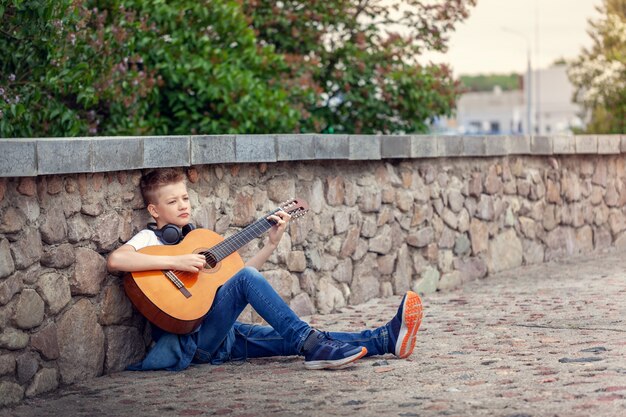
[279,198,309,219]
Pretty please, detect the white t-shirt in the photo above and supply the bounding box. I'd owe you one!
[125,229,163,251]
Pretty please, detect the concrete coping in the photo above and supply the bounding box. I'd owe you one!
[0,134,624,177]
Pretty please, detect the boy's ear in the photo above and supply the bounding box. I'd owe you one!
[147,203,159,219]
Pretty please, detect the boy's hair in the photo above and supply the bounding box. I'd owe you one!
[140,169,186,205]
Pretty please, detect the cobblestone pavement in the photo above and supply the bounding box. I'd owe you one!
[3,250,626,417]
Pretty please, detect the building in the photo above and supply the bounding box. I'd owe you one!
[528,65,584,135]
[435,64,584,135]
[455,86,524,135]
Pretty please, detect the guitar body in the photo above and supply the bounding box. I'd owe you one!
[124,228,244,335]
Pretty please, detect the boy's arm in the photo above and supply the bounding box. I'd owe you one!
[244,210,291,270]
[245,241,279,270]
[107,244,206,273]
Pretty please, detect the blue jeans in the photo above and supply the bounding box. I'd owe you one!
[192,267,392,364]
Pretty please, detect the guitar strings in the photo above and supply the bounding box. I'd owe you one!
[166,218,274,281]
[165,206,303,283]
[198,218,274,261]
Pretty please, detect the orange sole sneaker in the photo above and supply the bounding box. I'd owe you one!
[395,291,424,359]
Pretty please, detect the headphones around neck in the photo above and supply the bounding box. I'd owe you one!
[147,222,196,245]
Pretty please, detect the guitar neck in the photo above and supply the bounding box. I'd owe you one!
[209,208,281,262]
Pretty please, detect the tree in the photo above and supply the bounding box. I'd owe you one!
[117,0,299,135]
[0,0,297,137]
[568,0,626,133]
[459,73,521,93]
[0,0,102,137]
[1,0,476,137]
[243,0,477,134]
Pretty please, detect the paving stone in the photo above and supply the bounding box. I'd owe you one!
[3,250,626,417]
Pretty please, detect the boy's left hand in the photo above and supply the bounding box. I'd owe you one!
[267,209,291,246]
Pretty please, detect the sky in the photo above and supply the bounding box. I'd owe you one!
[419,0,604,76]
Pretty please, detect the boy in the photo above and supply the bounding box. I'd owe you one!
[107,168,423,371]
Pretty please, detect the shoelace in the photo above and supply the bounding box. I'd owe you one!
[318,332,345,349]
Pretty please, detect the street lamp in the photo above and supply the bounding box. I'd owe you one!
[501,27,532,135]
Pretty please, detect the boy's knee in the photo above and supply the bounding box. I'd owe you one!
[242,266,259,274]
[237,266,264,284]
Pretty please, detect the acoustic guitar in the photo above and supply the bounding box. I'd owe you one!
[124,199,309,334]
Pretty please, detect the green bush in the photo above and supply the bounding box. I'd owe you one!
[0,0,297,137]
[0,0,475,137]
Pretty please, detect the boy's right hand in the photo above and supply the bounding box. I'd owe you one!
[171,254,207,272]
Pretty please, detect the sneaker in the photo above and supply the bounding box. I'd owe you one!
[303,331,367,370]
[388,291,423,358]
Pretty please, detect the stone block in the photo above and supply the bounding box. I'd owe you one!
[381,135,410,158]
[485,136,508,156]
[0,139,36,177]
[37,273,71,314]
[57,299,104,384]
[91,211,121,252]
[407,227,434,248]
[0,381,24,407]
[99,285,133,326]
[0,207,26,234]
[263,269,297,300]
[531,135,553,155]
[143,136,190,168]
[13,289,45,329]
[621,135,626,153]
[316,277,345,314]
[41,243,75,269]
[350,254,380,304]
[11,228,43,269]
[486,229,523,273]
[393,244,412,294]
[575,135,598,154]
[289,293,316,317]
[91,137,143,172]
[276,134,316,160]
[37,138,91,174]
[30,323,60,360]
[287,251,307,272]
[25,368,58,398]
[413,267,439,294]
[507,135,531,154]
[0,273,21,306]
[315,135,349,159]
[191,135,236,164]
[103,326,145,373]
[552,135,576,154]
[0,354,15,376]
[349,135,381,160]
[410,135,438,158]
[340,226,360,258]
[438,136,463,157]
[0,328,29,350]
[71,247,107,295]
[16,351,39,384]
[438,270,464,291]
[597,135,620,154]
[40,199,67,244]
[0,239,14,279]
[463,136,485,156]
[454,257,487,280]
[235,134,276,162]
[369,224,392,254]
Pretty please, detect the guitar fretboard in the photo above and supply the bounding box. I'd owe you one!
[202,208,281,263]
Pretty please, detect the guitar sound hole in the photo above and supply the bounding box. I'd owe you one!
[205,252,218,269]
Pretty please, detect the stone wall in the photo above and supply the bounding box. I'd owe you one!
[1,134,626,406]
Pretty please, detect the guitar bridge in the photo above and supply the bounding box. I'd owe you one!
[163,270,192,298]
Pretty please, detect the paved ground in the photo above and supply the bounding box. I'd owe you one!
[2,249,626,417]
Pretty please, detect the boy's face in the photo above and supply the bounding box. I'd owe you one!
[147,181,191,228]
